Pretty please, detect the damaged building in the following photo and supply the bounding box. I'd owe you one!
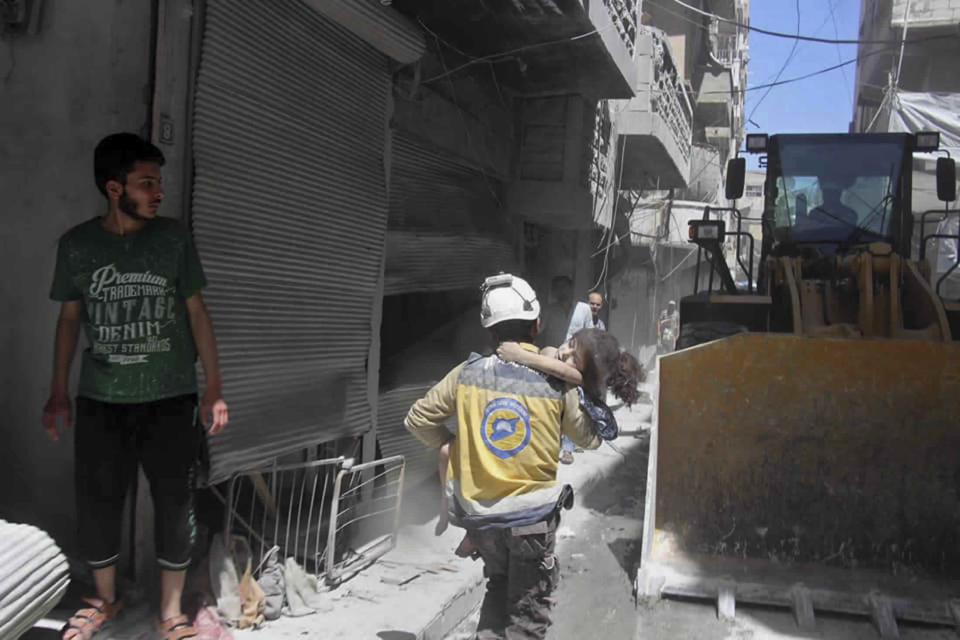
[1,0,747,594]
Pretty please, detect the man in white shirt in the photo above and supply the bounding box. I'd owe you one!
[565,291,606,340]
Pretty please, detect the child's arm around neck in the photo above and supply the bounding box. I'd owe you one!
[496,342,583,386]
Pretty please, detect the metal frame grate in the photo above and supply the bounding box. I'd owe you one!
[224,456,345,576]
[222,453,406,585]
[326,456,406,586]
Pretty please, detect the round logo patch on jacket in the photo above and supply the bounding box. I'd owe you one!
[480,397,531,459]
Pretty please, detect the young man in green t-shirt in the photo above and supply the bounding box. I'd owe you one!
[43,133,228,640]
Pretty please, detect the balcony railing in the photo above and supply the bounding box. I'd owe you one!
[603,0,640,58]
[648,27,693,165]
[892,0,960,28]
[616,27,693,189]
[586,100,612,194]
[715,33,739,67]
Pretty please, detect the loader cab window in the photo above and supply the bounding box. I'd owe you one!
[769,138,905,251]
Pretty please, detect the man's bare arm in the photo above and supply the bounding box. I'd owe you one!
[186,292,228,435]
[42,301,83,441]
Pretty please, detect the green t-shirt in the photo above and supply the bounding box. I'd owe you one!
[50,216,207,404]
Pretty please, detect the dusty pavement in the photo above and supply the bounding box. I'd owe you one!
[445,399,653,640]
[25,395,654,640]
[442,371,957,640]
[26,371,955,640]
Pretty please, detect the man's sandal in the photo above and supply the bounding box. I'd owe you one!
[61,597,123,640]
[155,614,198,640]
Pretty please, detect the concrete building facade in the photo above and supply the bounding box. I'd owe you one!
[852,0,960,136]
[851,0,960,293]
[0,0,644,560]
[598,0,750,359]
[1,0,156,547]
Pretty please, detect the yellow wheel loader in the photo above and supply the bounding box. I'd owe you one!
[638,131,960,636]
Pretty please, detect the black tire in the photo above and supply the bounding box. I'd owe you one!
[675,321,748,350]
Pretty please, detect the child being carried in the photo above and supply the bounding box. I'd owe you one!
[435,328,644,556]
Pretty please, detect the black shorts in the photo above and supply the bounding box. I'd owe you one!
[74,394,200,570]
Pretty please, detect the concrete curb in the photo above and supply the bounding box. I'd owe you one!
[418,573,486,640]
[411,435,650,639]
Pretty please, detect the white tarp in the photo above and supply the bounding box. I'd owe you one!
[0,520,70,638]
[933,215,960,300]
[887,91,960,153]
[888,91,960,283]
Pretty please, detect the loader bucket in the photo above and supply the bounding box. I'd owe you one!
[639,333,960,629]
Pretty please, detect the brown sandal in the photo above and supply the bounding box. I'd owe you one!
[155,614,198,640]
[61,597,123,640]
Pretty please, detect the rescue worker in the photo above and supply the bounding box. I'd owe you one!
[405,273,600,640]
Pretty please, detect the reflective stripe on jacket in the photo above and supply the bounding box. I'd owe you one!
[404,343,599,529]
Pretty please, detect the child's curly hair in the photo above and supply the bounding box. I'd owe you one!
[571,329,646,406]
[609,350,645,406]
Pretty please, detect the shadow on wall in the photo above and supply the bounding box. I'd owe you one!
[380,295,490,389]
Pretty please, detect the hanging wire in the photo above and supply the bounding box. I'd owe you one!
[663,0,951,46]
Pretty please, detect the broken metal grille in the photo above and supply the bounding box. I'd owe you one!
[222,453,407,586]
[325,456,406,586]
[223,456,345,577]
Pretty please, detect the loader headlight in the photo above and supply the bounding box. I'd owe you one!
[745,134,768,153]
[914,131,940,152]
[688,220,724,242]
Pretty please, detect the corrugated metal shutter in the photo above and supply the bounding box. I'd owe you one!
[385,232,514,295]
[377,384,439,488]
[385,134,516,295]
[192,0,389,483]
[0,520,69,639]
[300,0,425,64]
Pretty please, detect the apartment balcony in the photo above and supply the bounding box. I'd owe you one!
[713,33,740,68]
[403,0,640,98]
[892,0,960,28]
[712,0,749,24]
[615,27,693,190]
[696,63,734,128]
[629,199,731,247]
[507,96,601,230]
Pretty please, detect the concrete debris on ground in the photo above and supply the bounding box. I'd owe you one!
[26,399,654,640]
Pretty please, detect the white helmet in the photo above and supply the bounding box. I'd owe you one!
[480,273,540,328]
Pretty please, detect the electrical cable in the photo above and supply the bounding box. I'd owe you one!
[416,18,475,61]
[590,133,629,293]
[428,30,503,208]
[644,0,712,33]
[416,1,953,89]
[893,0,913,88]
[660,247,699,281]
[826,0,854,107]
[746,0,801,124]
[591,202,666,258]
[751,0,846,89]
[864,82,892,132]
[663,0,954,45]
[701,43,903,95]
[422,23,619,85]
[864,1,911,134]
